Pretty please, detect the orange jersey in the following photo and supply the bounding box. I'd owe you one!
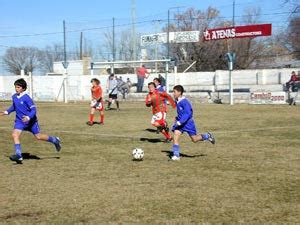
[145,90,176,114]
[91,85,102,100]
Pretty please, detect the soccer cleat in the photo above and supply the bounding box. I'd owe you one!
[165,137,173,143]
[86,121,94,126]
[54,137,62,152]
[171,155,180,161]
[207,132,216,145]
[9,154,23,164]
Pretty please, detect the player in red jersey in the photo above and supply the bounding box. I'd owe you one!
[87,78,104,126]
[145,82,176,142]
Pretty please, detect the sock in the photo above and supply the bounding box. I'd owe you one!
[201,133,209,141]
[89,114,94,122]
[100,114,104,123]
[116,101,119,109]
[172,144,180,157]
[47,136,57,144]
[108,102,112,108]
[161,130,171,139]
[14,144,22,158]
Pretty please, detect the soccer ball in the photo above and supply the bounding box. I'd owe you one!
[132,148,144,160]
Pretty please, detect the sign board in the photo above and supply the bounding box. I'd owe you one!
[249,91,286,104]
[141,31,200,46]
[203,24,272,41]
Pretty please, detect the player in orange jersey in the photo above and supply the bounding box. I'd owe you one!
[145,82,176,142]
[87,78,104,126]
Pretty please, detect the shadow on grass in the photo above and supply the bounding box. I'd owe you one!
[140,137,163,143]
[145,128,158,133]
[162,150,207,158]
[9,153,60,161]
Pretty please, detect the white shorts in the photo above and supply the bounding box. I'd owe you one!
[151,112,166,125]
[90,100,103,110]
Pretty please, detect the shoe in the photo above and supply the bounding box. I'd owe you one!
[171,155,180,161]
[9,154,23,164]
[98,122,104,125]
[207,132,216,145]
[54,137,62,152]
[86,121,93,126]
[165,137,173,143]
[105,107,110,111]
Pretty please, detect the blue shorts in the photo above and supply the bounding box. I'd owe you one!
[14,120,40,135]
[172,119,197,136]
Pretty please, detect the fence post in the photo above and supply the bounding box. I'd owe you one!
[64,69,68,103]
[29,72,33,99]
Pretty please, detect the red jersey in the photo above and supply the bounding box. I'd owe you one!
[145,90,176,114]
[137,67,148,77]
[91,85,103,100]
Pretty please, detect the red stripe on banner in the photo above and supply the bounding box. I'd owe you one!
[203,24,272,41]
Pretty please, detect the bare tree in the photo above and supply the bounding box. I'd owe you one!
[3,47,41,75]
[166,7,229,71]
[39,44,64,73]
[287,16,300,59]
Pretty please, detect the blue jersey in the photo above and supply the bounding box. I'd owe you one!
[176,97,193,125]
[156,85,166,93]
[173,97,197,136]
[6,92,37,123]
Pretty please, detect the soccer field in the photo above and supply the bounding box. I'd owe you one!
[0,102,299,224]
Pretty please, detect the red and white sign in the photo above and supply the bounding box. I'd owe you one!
[249,91,286,104]
[203,24,272,41]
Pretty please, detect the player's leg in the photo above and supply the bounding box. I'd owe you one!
[115,95,120,111]
[190,133,215,144]
[10,129,23,163]
[87,107,96,126]
[171,130,182,160]
[32,122,61,152]
[99,108,104,124]
[152,113,171,141]
[106,96,112,110]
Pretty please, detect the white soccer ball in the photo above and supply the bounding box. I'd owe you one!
[132,148,144,160]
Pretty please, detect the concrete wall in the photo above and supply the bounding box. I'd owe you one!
[0,68,299,102]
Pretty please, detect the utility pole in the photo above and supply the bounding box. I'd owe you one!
[62,20,69,103]
[63,20,67,65]
[131,0,136,61]
[228,0,236,105]
[80,32,83,60]
[112,17,115,74]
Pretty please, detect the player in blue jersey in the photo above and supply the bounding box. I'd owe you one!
[0,79,61,164]
[171,85,215,161]
[153,77,166,93]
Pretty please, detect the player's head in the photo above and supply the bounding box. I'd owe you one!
[91,78,100,86]
[148,82,156,92]
[292,71,296,75]
[14,78,27,94]
[153,78,161,87]
[173,85,184,99]
[109,74,115,80]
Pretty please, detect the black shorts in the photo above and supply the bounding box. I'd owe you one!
[109,94,118,99]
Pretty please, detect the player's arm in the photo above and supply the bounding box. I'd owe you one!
[145,94,152,107]
[23,97,36,122]
[1,101,16,116]
[161,92,176,108]
[175,102,192,126]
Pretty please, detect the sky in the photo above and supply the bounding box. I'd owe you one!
[0,0,295,73]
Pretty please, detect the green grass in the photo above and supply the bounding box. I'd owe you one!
[0,102,299,224]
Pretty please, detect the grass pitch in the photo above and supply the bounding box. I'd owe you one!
[0,102,299,224]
